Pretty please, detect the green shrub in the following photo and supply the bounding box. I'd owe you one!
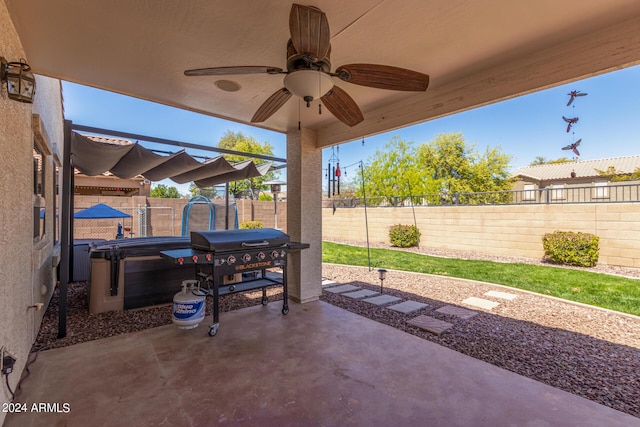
[542,231,599,267]
[240,220,264,229]
[389,224,421,248]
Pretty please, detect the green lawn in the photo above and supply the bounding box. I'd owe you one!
[322,241,640,316]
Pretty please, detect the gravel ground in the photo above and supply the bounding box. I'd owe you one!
[320,264,640,418]
[33,244,640,418]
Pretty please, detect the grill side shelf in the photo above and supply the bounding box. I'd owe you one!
[215,276,283,296]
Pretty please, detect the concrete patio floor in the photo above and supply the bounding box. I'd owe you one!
[6,301,639,427]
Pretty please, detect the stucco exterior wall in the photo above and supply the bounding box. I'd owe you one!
[322,203,640,268]
[0,1,64,419]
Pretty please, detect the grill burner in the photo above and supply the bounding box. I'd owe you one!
[161,228,308,336]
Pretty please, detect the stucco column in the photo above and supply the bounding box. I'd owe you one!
[286,128,322,303]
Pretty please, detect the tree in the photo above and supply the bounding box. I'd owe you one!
[596,166,640,182]
[529,156,572,166]
[150,184,181,198]
[218,131,279,199]
[358,137,429,201]
[188,183,217,200]
[359,133,512,201]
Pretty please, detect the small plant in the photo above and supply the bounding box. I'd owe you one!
[542,231,599,267]
[240,220,264,229]
[389,224,421,248]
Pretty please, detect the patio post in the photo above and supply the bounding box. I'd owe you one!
[58,120,73,338]
[286,128,322,303]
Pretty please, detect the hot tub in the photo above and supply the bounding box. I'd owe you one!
[88,236,192,313]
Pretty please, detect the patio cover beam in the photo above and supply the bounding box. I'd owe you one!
[70,125,286,164]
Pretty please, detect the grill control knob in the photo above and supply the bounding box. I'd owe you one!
[242,253,252,263]
[271,250,279,259]
[227,255,236,264]
[257,251,265,260]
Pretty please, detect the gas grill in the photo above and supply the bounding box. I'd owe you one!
[160,228,309,336]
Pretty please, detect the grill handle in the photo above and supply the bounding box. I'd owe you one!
[241,240,270,247]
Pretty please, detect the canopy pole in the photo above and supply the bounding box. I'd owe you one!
[225,183,230,230]
[359,161,371,271]
[58,120,73,338]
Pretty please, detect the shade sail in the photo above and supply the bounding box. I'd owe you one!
[71,132,272,187]
[74,203,132,219]
[141,151,202,181]
[195,161,272,187]
[109,143,176,179]
[170,156,236,184]
[71,133,134,176]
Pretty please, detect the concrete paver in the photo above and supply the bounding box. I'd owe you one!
[436,305,478,319]
[343,289,379,299]
[324,284,360,293]
[362,295,401,305]
[322,279,339,287]
[407,315,454,335]
[387,300,428,314]
[462,297,501,310]
[484,290,518,300]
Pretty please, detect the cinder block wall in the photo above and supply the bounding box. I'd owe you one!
[72,195,639,268]
[322,203,640,268]
[73,197,288,238]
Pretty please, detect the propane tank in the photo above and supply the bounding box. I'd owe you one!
[172,280,206,329]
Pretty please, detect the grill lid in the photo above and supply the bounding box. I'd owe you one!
[190,228,290,252]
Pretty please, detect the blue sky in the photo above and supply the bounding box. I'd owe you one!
[62,64,640,194]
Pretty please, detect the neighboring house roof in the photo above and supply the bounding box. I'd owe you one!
[512,155,640,181]
[83,135,133,146]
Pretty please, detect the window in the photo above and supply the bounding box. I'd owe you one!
[593,181,609,199]
[550,184,565,200]
[523,184,536,201]
[33,144,46,240]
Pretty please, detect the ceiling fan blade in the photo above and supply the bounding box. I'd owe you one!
[184,66,283,77]
[335,64,429,91]
[321,86,364,127]
[289,4,330,61]
[251,88,292,123]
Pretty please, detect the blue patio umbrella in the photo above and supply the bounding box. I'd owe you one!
[74,203,132,219]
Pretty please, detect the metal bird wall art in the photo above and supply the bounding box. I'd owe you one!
[567,90,587,106]
[562,116,579,133]
[562,139,581,156]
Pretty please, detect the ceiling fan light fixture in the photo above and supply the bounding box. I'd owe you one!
[283,70,333,105]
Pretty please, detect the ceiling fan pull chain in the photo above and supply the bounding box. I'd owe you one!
[318,72,322,115]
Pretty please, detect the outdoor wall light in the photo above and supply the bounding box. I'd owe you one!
[264,180,286,230]
[378,268,387,293]
[1,57,36,103]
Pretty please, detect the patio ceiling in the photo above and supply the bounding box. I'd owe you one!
[7,0,640,147]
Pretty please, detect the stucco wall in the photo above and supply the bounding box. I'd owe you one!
[322,203,640,268]
[0,1,64,420]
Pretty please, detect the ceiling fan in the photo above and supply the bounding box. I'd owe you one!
[184,3,429,127]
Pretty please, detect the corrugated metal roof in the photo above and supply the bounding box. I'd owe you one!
[512,155,640,181]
